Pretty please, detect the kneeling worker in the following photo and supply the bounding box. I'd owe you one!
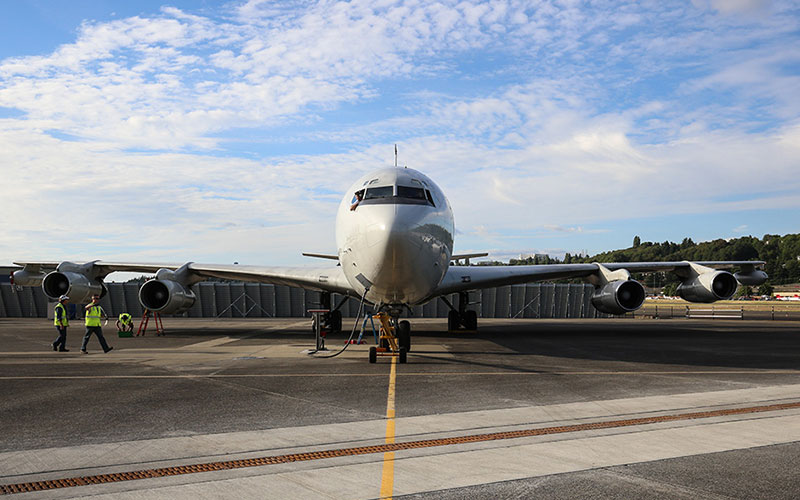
[117,312,134,333]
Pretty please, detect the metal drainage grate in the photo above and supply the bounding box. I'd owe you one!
[2,400,798,495]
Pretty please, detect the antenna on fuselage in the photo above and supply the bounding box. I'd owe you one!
[394,144,398,167]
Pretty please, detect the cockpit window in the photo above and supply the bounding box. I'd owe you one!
[396,185,426,200]
[425,189,436,207]
[364,186,393,199]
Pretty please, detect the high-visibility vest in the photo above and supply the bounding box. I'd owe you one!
[119,313,132,326]
[54,302,68,327]
[85,305,103,327]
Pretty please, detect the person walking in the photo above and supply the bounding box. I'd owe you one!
[81,295,113,354]
[52,295,70,352]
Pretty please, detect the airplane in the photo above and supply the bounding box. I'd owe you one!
[12,166,768,361]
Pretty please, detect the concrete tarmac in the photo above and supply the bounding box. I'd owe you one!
[1,317,799,498]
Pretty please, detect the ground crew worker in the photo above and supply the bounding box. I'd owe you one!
[81,295,113,354]
[116,312,134,333]
[52,295,70,352]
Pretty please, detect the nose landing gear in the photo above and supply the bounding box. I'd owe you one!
[368,312,408,363]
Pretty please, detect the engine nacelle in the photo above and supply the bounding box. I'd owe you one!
[42,271,106,303]
[677,270,738,303]
[11,268,46,287]
[734,270,768,286]
[591,280,646,315]
[139,279,196,314]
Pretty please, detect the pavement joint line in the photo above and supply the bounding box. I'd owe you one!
[2,400,800,495]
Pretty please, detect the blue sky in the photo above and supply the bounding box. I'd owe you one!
[1,0,799,269]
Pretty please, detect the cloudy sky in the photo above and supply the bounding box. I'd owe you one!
[1,0,799,270]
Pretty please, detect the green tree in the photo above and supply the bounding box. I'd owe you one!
[125,275,152,284]
[633,235,641,247]
[734,285,753,298]
[757,283,774,296]
[662,282,679,297]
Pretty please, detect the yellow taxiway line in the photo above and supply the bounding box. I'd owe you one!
[380,355,398,499]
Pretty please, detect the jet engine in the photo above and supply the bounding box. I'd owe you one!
[42,271,106,303]
[677,270,738,303]
[591,279,646,315]
[734,270,768,286]
[138,266,198,315]
[11,268,46,287]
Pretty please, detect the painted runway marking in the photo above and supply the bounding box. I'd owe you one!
[1,370,798,380]
[380,355,397,499]
[179,321,311,349]
[2,400,799,495]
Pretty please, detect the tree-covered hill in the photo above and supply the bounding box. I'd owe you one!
[575,234,799,284]
[491,234,800,285]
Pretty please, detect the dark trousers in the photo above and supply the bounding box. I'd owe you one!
[81,326,110,352]
[53,327,67,350]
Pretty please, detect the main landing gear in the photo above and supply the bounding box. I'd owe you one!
[311,292,343,335]
[369,312,409,364]
[444,292,478,331]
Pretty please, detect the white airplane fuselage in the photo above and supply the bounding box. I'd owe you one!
[335,167,454,308]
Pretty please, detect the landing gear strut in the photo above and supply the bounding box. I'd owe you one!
[444,292,478,331]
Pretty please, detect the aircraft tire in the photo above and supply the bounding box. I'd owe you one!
[330,310,342,334]
[447,310,459,331]
[369,346,377,363]
[465,310,478,330]
[398,320,411,352]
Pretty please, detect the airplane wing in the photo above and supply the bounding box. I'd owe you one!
[186,263,354,295]
[12,260,356,296]
[435,261,766,296]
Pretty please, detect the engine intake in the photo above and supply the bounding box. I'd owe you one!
[591,280,645,315]
[678,270,738,303]
[139,279,196,314]
[42,271,105,303]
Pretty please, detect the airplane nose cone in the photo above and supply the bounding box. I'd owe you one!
[361,205,415,270]
[355,205,444,303]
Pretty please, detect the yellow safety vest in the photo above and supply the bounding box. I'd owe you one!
[54,302,68,327]
[85,305,103,327]
[119,313,132,325]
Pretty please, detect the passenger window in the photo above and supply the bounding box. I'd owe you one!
[364,186,393,199]
[397,185,426,200]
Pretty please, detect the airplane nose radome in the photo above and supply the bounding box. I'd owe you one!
[356,205,439,302]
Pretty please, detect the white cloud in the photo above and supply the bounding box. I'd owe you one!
[707,0,771,14]
[1,1,799,265]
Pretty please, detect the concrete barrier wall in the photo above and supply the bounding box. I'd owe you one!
[0,282,607,319]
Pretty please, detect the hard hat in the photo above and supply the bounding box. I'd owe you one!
[59,295,70,301]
